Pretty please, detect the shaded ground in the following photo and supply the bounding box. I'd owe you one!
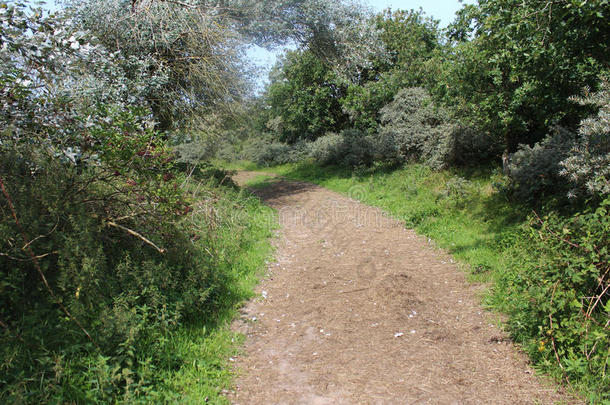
[229,171,578,405]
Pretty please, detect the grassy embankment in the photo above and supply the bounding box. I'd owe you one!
[148,186,276,403]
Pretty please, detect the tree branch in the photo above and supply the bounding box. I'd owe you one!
[107,221,166,254]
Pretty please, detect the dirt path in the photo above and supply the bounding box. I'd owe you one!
[229,171,578,405]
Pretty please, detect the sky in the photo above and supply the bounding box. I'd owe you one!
[367,0,472,27]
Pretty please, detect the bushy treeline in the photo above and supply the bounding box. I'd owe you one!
[229,2,608,205]
[0,2,252,402]
[219,0,609,400]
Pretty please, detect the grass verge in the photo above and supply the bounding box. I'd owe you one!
[141,186,277,404]
[0,182,276,404]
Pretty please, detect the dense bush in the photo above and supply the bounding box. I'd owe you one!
[253,142,295,166]
[507,127,577,201]
[340,9,443,135]
[377,88,496,169]
[377,87,447,167]
[242,138,310,167]
[508,77,610,203]
[264,50,349,144]
[442,125,501,167]
[497,200,610,400]
[309,129,375,167]
[0,3,267,401]
[0,119,217,402]
[438,0,608,155]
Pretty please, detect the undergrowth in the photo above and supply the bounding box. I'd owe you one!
[249,161,609,403]
[0,174,276,404]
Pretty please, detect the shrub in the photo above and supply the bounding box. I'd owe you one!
[174,141,216,164]
[497,200,610,400]
[174,142,237,186]
[242,138,310,167]
[256,142,293,166]
[442,125,501,167]
[0,142,210,401]
[507,127,577,201]
[508,76,610,203]
[308,129,375,167]
[560,77,610,200]
[377,88,496,169]
[439,176,480,209]
[308,132,343,165]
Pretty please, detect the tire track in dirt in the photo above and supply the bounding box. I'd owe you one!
[229,171,579,405]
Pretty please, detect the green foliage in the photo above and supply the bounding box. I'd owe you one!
[377,87,449,167]
[560,76,610,200]
[240,137,309,167]
[1,121,196,401]
[507,127,576,202]
[264,50,348,143]
[437,0,609,152]
[0,169,275,402]
[496,201,610,401]
[341,72,403,134]
[0,2,278,402]
[377,88,497,168]
[508,76,610,203]
[341,9,443,134]
[309,129,374,167]
[439,176,481,210]
[70,0,246,131]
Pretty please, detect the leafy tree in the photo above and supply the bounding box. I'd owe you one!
[438,0,610,159]
[264,50,349,143]
[341,9,442,134]
[226,0,383,73]
[69,0,247,131]
[68,0,382,131]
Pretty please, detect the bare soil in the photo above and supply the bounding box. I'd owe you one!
[229,171,579,405]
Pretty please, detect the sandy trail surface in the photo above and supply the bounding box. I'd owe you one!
[229,171,577,405]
